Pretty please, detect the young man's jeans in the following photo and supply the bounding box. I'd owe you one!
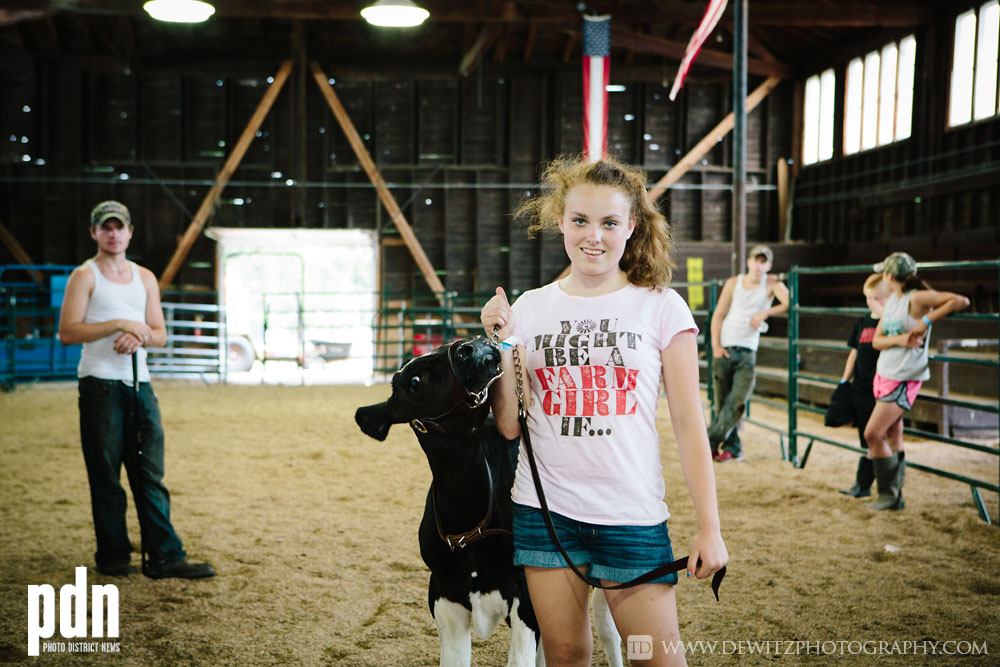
[707,347,757,457]
[78,377,185,569]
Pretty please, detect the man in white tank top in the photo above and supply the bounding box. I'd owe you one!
[707,245,789,461]
[59,201,214,580]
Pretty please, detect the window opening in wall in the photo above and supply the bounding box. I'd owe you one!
[802,68,835,165]
[949,1,1000,126]
[845,35,915,154]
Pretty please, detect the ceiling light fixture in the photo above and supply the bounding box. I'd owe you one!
[361,0,429,28]
[143,0,216,23]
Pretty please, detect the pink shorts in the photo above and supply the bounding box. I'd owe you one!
[873,373,922,411]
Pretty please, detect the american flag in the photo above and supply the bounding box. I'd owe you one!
[583,15,611,162]
[669,0,729,101]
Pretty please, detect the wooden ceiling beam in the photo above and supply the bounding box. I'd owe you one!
[648,76,782,200]
[310,61,447,298]
[0,9,47,27]
[1,1,932,27]
[749,5,931,27]
[459,24,501,77]
[522,22,536,63]
[606,27,792,79]
[561,31,576,64]
[159,59,292,290]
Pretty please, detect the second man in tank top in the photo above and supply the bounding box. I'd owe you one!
[707,245,789,461]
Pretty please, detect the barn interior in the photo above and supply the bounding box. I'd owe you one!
[2,1,998,286]
[2,0,997,405]
[1,2,999,664]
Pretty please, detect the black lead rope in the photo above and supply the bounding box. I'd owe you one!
[518,415,726,600]
[491,325,725,599]
[131,353,149,573]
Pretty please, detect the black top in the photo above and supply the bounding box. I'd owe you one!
[847,314,880,391]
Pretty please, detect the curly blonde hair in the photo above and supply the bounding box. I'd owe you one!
[514,154,674,288]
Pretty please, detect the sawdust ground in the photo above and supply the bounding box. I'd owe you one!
[1,381,998,666]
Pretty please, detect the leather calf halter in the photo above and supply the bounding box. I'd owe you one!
[403,338,504,436]
[431,463,512,551]
[402,338,512,550]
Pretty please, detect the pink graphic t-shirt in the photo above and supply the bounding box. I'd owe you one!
[510,281,698,525]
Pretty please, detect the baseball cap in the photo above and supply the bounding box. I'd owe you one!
[748,244,773,263]
[90,200,131,228]
[874,251,917,278]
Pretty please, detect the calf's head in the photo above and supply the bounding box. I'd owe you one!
[356,337,502,441]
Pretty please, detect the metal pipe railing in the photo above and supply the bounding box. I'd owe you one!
[787,259,1000,523]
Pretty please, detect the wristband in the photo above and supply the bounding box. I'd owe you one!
[922,314,932,327]
[500,336,520,351]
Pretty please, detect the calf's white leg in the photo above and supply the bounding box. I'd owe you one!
[592,589,624,667]
[506,597,540,667]
[433,597,472,667]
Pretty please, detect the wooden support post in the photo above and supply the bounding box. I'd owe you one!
[158,60,293,291]
[648,75,781,201]
[777,157,792,241]
[310,61,447,298]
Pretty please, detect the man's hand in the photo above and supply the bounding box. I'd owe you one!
[749,312,767,330]
[116,319,153,346]
[113,332,144,355]
[712,346,729,359]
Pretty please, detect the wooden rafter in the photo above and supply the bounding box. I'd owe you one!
[608,27,791,79]
[158,59,292,290]
[648,76,781,200]
[494,23,511,63]
[310,62,447,298]
[2,1,932,27]
[459,24,501,77]
[553,76,782,283]
[561,31,576,64]
[522,22,537,63]
[0,220,41,282]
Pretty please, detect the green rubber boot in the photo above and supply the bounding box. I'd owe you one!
[865,453,906,511]
[839,456,875,497]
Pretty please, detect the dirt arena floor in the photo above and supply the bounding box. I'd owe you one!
[1,380,998,666]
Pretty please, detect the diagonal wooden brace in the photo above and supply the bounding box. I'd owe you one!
[158,60,294,291]
[310,61,446,299]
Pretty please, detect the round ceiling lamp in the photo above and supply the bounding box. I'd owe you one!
[361,0,430,28]
[143,0,216,23]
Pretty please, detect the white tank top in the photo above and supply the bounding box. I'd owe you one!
[875,290,930,381]
[719,274,773,350]
[78,259,151,382]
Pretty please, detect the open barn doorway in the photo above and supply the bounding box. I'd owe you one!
[207,228,377,385]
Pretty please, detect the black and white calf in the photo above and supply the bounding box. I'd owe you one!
[356,337,622,667]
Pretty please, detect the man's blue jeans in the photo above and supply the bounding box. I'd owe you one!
[707,347,757,457]
[78,377,185,568]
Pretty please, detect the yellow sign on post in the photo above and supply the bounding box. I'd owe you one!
[687,257,704,310]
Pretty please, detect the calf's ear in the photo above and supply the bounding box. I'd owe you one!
[355,403,393,441]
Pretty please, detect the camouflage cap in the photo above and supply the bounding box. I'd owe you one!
[748,244,773,263]
[89,200,131,228]
[874,251,917,278]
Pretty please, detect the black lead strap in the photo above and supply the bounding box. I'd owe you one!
[494,324,725,600]
[518,414,726,600]
[131,353,149,573]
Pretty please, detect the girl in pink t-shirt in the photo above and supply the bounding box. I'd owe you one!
[481,155,727,666]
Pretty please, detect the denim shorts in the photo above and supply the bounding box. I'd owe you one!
[512,503,678,585]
